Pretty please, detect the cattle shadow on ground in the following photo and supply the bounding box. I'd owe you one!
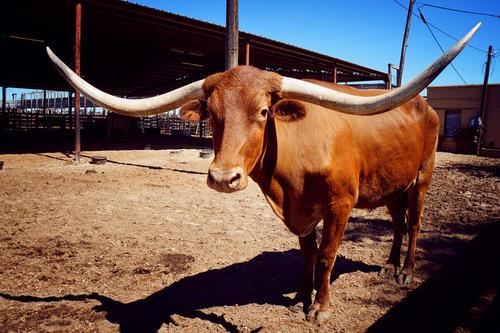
[438,162,500,178]
[366,221,500,333]
[343,217,392,243]
[0,249,378,333]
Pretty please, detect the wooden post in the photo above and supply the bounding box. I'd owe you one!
[225,0,238,69]
[74,2,82,163]
[245,41,250,66]
[476,45,493,155]
[397,0,414,87]
[332,65,338,84]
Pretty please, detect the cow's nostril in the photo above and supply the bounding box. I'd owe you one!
[229,172,241,187]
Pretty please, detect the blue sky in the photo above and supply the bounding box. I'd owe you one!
[3,0,499,100]
[131,0,499,86]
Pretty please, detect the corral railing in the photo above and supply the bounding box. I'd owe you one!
[0,109,212,138]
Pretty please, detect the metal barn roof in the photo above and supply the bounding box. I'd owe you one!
[1,0,389,96]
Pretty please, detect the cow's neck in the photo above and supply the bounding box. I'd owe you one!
[249,118,285,220]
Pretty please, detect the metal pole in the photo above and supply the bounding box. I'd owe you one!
[476,45,493,156]
[74,2,82,163]
[225,0,238,69]
[332,65,338,84]
[43,89,47,115]
[397,0,414,87]
[245,41,250,66]
[2,86,6,117]
[387,63,392,89]
[68,91,73,129]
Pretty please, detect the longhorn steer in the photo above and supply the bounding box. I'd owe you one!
[46,23,480,324]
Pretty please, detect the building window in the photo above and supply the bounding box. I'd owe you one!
[444,110,461,137]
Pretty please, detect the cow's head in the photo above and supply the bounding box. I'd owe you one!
[45,23,479,193]
[179,67,282,192]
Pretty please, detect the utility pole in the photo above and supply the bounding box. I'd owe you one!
[225,0,238,69]
[476,45,494,155]
[397,0,414,87]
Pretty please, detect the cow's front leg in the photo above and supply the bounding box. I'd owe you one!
[293,229,318,312]
[306,200,351,325]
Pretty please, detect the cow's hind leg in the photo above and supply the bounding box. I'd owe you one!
[306,199,351,325]
[293,229,318,312]
[379,197,407,278]
[398,159,435,286]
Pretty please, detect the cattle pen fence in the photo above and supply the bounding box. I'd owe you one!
[1,91,212,139]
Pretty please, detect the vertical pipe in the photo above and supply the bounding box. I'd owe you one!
[225,0,238,69]
[397,0,415,87]
[74,2,82,163]
[332,65,337,84]
[68,91,73,129]
[476,45,493,156]
[387,63,392,89]
[43,89,47,116]
[245,41,250,66]
[1,86,6,117]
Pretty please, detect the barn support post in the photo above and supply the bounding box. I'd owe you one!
[332,65,337,84]
[225,0,238,69]
[476,45,493,156]
[245,41,250,66]
[74,2,82,163]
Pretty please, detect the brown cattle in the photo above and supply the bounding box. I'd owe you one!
[46,23,480,324]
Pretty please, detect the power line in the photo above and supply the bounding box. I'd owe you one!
[392,0,488,54]
[418,3,500,19]
[418,9,468,84]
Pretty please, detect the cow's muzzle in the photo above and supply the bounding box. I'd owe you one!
[207,167,247,193]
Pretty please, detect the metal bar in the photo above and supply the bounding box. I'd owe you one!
[68,91,73,129]
[2,86,6,117]
[397,0,415,87]
[476,45,493,155]
[332,65,337,84]
[387,64,392,89]
[225,0,238,69]
[245,41,250,66]
[74,2,82,163]
[43,89,47,115]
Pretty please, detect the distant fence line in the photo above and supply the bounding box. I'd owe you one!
[0,111,212,138]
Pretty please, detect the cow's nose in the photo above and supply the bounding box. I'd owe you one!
[207,167,244,192]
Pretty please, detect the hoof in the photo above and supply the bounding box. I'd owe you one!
[306,304,319,323]
[306,304,330,325]
[397,269,414,286]
[314,311,330,325]
[378,264,398,279]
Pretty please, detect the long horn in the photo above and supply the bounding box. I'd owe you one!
[281,22,481,115]
[46,47,205,117]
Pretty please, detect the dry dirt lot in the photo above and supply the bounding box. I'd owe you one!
[0,149,498,332]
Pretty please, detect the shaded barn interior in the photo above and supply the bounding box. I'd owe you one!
[0,0,389,146]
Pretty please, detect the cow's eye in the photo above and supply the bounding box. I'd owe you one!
[260,108,268,117]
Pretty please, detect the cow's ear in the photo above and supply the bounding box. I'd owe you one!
[180,100,208,122]
[270,99,306,122]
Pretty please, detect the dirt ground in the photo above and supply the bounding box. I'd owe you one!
[0,149,498,333]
